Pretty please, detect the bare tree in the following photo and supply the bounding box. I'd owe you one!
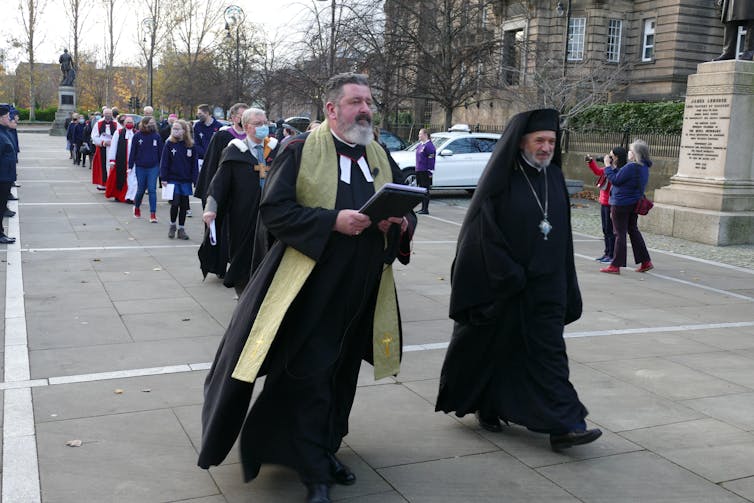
[135,0,165,107]
[103,0,122,105]
[338,0,410,126]
[63,0,91,78]
[391,0,502,129]
[165,0,226,111]
[15,0,47,120]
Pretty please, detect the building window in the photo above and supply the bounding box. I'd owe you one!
[502,28,524,85]
[567,17,586,61]
[737,26,747,57]
[607,19,622,63]
[642,18,656,62]
[422,99,432,124]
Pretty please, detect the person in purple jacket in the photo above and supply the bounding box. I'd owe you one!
[161,119,199,240]
[129,116,163,222]
[415,128,435,214]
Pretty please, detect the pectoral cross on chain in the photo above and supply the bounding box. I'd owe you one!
[254,164,270,179]
[382,333,393,357]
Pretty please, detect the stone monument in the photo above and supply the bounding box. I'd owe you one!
[644,60,754,245]
[50,49,77,136]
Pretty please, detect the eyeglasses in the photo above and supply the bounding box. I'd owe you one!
[248,121,266,127]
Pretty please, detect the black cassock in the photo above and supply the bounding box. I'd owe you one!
[203,142,262,289]
[198,135,414,484]
[436,159,587,435]
[196,129,238,279]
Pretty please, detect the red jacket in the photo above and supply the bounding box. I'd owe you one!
[587,158,611,206]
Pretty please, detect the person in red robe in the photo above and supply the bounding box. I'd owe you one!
[105,115,136,202]
[91,108,120,190]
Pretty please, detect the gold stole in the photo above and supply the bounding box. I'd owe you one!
[231,119,402,383]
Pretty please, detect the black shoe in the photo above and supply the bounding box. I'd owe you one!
[550,428,602,450]
[305,483,331,503]
[0,235,16,244]
[7,194,18,201]
[741,51,754,61]
[417,209,429,215]
[4,209,16,218]
[327,452,356,486]
[475,411,502,432]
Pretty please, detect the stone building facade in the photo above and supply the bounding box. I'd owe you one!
[390,0,729,128]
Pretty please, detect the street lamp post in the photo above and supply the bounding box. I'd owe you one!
[224,5,246,103]
[316,0,336,75]
[142,17,155,107]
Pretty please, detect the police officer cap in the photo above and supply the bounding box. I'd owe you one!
[523,108,559,134]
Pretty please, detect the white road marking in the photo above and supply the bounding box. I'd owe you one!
[2,199,42,502]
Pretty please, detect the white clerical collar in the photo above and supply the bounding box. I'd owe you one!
[330,130,357,148]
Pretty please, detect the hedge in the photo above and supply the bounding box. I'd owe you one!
[570,102,685,134]
[16,106,58,122]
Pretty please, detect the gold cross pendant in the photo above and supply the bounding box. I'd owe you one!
[254,164,270,178]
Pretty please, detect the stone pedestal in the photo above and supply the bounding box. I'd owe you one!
[644,60,754,245]
[49,85,77,136]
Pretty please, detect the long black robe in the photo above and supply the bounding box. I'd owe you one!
[436,109,586,435]
[196,129,239,279]
[198,135,415,483]
[202,141,262,289]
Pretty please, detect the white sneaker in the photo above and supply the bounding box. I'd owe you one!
[186,209,193,217]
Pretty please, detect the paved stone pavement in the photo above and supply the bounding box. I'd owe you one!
[2,132,754,502]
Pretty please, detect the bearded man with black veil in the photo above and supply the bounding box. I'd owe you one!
[435,108,602,451]
[198,73,416,503]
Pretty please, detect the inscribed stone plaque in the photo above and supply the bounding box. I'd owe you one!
[61,94,74,105]
[678,96,730,176]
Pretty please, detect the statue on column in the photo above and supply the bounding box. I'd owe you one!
[59,49,76,86]
[713,0,754,61]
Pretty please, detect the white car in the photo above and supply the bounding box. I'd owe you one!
[390,127,500,190]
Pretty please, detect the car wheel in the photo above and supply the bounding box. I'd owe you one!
[402,169,417,186]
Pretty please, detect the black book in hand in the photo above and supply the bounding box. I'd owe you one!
[359,183,427,221]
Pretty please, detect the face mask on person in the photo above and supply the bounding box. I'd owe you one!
[254,125,269,140]
[125,123,134,130]
[78,118,85,124]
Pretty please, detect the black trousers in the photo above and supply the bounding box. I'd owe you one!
[416,171,432,212]
[0,181,11,235]
[610,203,650,267]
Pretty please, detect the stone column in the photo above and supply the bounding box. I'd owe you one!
[50,85,77,136]
[644,60,754,245]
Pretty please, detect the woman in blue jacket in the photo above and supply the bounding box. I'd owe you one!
[129,116,163,222]
[600,139,653,274]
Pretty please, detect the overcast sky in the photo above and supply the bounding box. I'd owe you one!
[6,0,313,69]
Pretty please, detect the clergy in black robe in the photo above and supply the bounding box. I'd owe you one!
[196,104,248,280]
[435,108,601,451]
[202,107,279,295]
[198,74,416,503]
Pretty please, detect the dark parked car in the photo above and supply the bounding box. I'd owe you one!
[379,129,407,151]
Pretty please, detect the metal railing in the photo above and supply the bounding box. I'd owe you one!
[563,129,681,158]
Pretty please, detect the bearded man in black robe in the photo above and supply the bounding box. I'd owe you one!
[198,73,416,503]
[435,108,601,451]
[201,107,278,295]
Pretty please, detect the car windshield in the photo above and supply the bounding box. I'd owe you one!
[405,136,453,152]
